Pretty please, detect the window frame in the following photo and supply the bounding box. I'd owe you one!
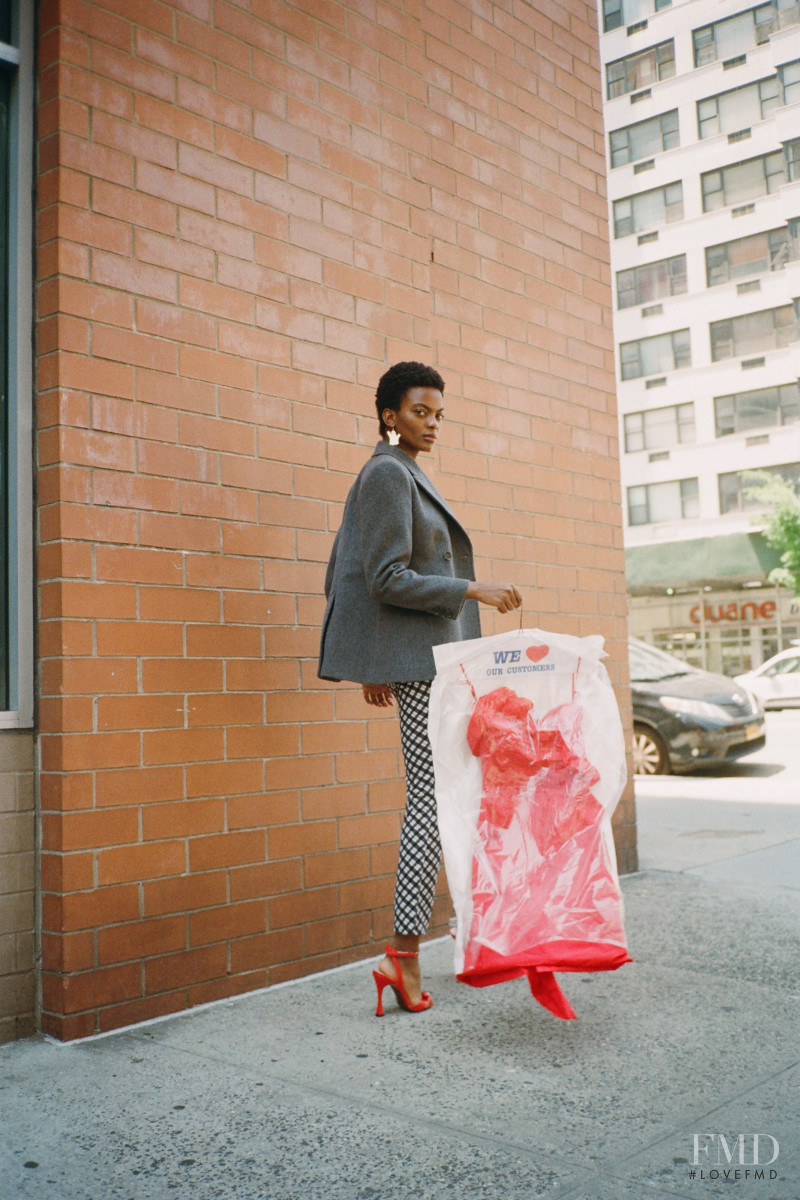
[627,477,699,525]
[692,3,799,67]
[616,253,687,308]
[697,75,780,140]
[705,224,797,286]
[778,58,800,105]
[619,328,691,380]
[0,0,33,728]
[624,402,696,451]
[710,303,800,361]
[701,150,786,211]
[606,40,676,99]
[609,109,679,169]
[719,462,800,513]
[612,181,683,238]
[714,382,800,436]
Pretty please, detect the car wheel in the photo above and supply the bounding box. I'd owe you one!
[633,724,671,775]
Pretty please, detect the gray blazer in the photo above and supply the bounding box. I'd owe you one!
[318,442,481,684]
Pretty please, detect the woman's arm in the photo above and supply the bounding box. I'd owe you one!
[358,460,469,619]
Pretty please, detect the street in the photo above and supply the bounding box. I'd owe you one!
[635,711,800,888]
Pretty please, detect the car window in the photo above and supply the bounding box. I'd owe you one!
[629,640,694,682]
[773,655,800,675]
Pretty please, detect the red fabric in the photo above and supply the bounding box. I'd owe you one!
[459,686,631,1018]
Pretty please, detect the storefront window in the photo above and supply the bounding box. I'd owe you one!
[761,625,800,659]
[0,53,11,708]
[0,1,34,725]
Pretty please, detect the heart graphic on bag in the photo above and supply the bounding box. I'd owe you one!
[526,645,549,663]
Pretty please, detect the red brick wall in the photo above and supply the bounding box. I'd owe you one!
[36,0,634,1040]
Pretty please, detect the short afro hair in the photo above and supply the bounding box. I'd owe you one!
[375,362,445,436]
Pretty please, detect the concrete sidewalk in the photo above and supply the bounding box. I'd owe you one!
[1,811,798,1200]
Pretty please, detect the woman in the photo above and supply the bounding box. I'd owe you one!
[318,362,522,1015]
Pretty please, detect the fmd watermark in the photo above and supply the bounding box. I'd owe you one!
[688,1133,779,1182]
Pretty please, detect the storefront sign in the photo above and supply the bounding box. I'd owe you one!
[689,600,776,625]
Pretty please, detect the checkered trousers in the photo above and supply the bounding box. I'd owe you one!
[388,679,441,937]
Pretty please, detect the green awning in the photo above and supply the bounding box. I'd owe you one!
[626,531,782,595]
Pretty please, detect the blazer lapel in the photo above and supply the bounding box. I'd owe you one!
[371,442,465,531]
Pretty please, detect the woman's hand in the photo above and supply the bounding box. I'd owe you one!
[466,581,523,614]
[362,684,394,708]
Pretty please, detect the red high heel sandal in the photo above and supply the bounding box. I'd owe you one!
[373,945,433,1016]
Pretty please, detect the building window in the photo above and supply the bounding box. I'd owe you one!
[719,462,800,513]
[697,77,780,140]
[778,58,800,105]
[0,63,9,710]
[603,0,672,33]
[609,110,679,168]
[705,222,799,285]
[715,382,800,436]
[606,41,676,99]
[710,302,800,361]
[628,478,699,525]
[0,2,33,724]
[786,138,800,181]
[617,254,687,308]
[701,150,786,212]
[624,403,695,451]
[613,181,683,238]
[620,329,691,379]
[693,2,800,66]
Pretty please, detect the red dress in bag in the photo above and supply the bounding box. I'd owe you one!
[460,686,631,1019]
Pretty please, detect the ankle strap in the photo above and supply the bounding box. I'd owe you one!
[384,944,419,959]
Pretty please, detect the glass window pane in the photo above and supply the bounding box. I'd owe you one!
[624,413,644,452]
[759,75,781,116]
[620,342,642,379]
[702,170,724,211]
[780,58,800,104]
[617,268,638,308]
[680,478,699,518]
[719,81,761,132]
[643,407,677,448]
[715,395,736,436]
[719,472,742,513]
[698,96,720,138]
[711,320,734,360]
[724,156,768,204]
[604,0,623,31]
[648,480,682,522]
[677,403,696,441]
[628,486,648,524]
[672,328,691,367]
[0,71,8,708]
[694,26,716,66]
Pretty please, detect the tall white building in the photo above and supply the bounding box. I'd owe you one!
[599,0,800,674]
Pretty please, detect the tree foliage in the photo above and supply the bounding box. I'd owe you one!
[742,470,800,598]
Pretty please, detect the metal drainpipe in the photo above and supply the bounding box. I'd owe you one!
[699,587,707,670]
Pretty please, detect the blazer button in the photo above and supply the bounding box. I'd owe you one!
[443,551,452,561]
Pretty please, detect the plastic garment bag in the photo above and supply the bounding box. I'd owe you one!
[429,628,631,1019]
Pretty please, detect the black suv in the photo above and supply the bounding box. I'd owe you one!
[630,639,765,775]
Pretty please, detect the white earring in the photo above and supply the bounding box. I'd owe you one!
[387,428,400,445]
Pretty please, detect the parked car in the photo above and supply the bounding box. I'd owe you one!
[735,644,800,710]
[629,639,765,775]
